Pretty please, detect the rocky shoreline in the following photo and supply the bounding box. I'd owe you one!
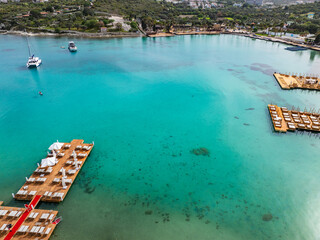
[1,30,319,52]
[0,30,143,39]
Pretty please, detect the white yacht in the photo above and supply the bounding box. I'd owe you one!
[68,41,77,52]
[27,55,42,68]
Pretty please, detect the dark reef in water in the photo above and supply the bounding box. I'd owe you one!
[245,108,255,111]
[190,147,210,156]
[262,213,273,221]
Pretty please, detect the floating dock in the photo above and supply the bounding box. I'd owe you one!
[268,105,320,133]
[14,139,94,203]
[273,73,320,90]
[0,197,58,239]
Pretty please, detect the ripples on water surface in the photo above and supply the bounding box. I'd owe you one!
[0,35,320,240]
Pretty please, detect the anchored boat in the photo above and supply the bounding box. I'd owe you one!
[68,41,77,52]
[26,35,42,68]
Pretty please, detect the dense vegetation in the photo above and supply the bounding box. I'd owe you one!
[0,0,319,37]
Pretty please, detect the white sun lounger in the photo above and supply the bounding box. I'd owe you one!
[15,211,22,217]
[36,178,47,183]
[58,153,65,157]
[76,145,82,149]
[0,224,7,231]
[8,211,18,217]
[18,225,29,233]
[44,227,52,235]
[53,178,60,183]
[0,210,8,216]
[17,190,28,196]
[29,191,37,196]
[66,160,73,165]
[38,226,45,234]
[40,213,49,220]
[48,214,55,221]
[67,169,76,175]
[64,144,71,149]
[28,212,39,219]
[65,179,72,184]
[30,226,41,233]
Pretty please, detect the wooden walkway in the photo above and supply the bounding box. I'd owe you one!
[274,73,320,90]
[0,198,58,240]
[14,139,94,203]
[268,104,320,133]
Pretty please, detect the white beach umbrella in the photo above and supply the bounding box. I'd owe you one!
[61,168,66,178]
[41,156,57,168]
[48,140,64,151]
[61,177,67,189]
[72,150,77,160]
[74,160,79,170]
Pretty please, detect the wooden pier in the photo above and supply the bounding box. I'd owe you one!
[273,73,320,90]
[268,104,320,133]
[14,139,94,203]
[0,198,58,240]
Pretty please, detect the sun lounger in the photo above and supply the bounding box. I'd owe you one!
[0,224,7,231]
[45,167,53,174]
[58,153,65,157]
[48,213,55,221]
[15,211,22,217]
[66,160,73,165]
[68,169,76,175]
[29,212,39,219]
[36,178,47,183]
[53,178,60,183]
[29,191,37,196]
[53,192,64,200]
[40,213,49,220]
[77,153,87,158]
[26,177,35,183]
[18,225,29,233]
[30,226,41,233]
[8,211,17,217]
[0,210,8,216]
[44,227,52,235]
[72,161,82,166]
[38,226,45,234]
[65,179,72,184]
[83,145,92,151]
[76,145,82,149]
[17,190,28,196]
[64,144,71,149]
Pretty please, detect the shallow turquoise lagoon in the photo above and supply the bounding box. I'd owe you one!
[0,34,320,240]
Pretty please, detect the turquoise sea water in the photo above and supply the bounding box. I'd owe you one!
[0,34,320,240]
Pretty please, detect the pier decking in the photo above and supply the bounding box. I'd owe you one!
[273,73,320,90]
[268,105,320,133]
[0,199,58,240]
[14,139,94,203]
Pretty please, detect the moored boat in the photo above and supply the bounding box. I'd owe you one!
[68,41,77,52]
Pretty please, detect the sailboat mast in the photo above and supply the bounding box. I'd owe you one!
[26,32,31,57]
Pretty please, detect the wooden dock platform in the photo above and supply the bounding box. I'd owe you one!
[268,104,320,133]
[273,73,320,90]
[0,199,58,240]
[14,139,94,203]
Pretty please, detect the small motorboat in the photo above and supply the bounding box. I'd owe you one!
[68,41,77,52]
[39,91,43,96]
[52,216,62,225]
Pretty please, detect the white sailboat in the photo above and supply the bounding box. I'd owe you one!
[26,36,42,68]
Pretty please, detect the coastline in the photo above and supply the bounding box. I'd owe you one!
[0,30,143,39]
[1,30,319,52]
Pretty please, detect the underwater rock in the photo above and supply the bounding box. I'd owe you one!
[262,213,273,221]
[145,210,153,215]
[190,147,210,156]
[245,108,255,111]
